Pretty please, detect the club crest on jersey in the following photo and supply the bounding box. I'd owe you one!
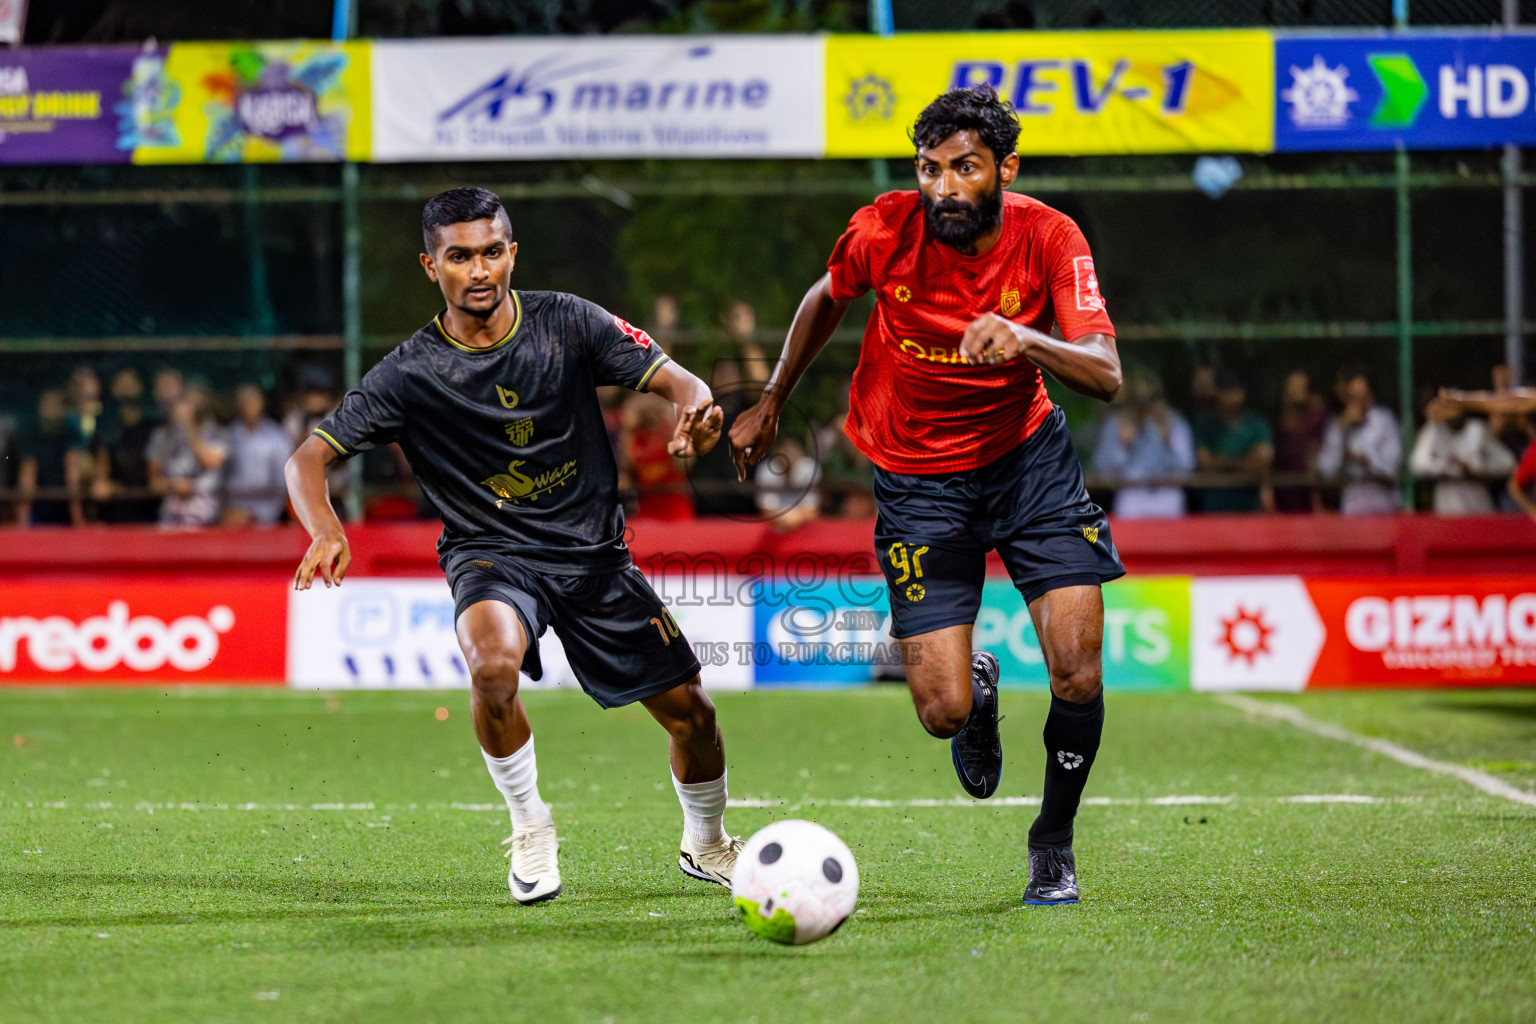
[504,418,534,446]
[1082,525,1100,544]
[1074,256,1106,313]
[1000,287,1022,317]
[495,385,520,410]
[613,315,655,348]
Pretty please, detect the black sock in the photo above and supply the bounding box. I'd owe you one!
[1028,692,1104,849]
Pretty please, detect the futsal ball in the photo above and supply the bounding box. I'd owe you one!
[731,819,859,945]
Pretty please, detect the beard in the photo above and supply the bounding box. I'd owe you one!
[922,180,1004,251]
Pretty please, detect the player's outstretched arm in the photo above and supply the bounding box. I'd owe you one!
[646,360,724,458]
[959,314,1122,402]
[285,435,351,590]
[728,273,851,480]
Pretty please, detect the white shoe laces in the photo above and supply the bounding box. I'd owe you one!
[501,823,559,879]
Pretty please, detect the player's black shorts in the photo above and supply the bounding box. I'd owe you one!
[873,405,1125,639]
[444,553,701,709]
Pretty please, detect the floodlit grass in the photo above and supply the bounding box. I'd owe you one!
[3,686,1534,1023]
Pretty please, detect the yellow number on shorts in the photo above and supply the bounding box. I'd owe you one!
[649,608,681,646]
[887,543,930,585]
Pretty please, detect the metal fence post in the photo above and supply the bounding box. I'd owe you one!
[1506,0,1525,386]
[334,0,363,521]
[1396,144,1414,509]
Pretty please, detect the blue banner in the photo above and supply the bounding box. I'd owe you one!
[1275,34,1536,151]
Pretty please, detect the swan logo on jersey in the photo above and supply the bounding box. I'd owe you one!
[1074,256,1105,312]
[613,315,655,348]
[482,458,579,505]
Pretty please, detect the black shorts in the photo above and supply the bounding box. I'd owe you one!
[444,554,702,709]
[873,406,1125,639]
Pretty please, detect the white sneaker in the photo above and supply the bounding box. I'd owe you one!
[501,820,561,904]
[678,831,745,886]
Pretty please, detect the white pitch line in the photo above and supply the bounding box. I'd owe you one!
[1218,693,1536,810]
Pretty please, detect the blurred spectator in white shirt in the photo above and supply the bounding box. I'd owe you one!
[1409,396,1516,515]
[221,383,293,526]
[1091,367,1194,519]
[147,386,228,527]
[1318,364,1401,515]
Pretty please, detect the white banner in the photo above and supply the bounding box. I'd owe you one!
[1190,576,1325,692]
[287,576,752,691]
[0,0,26,46]
[371,35,825,161]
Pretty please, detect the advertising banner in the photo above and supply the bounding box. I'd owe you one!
[132,40,370,164]
[0,581,286,684]
[0,47,148,164]
[371,35,824,161]
[1275,34,1536,151]
[1192,575,1536,689]
[825,30,1273,157]
[978,576,1190,690]
[287,576,753,690]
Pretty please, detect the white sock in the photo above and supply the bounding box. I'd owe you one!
[672,770,727,847]
[481,737,552,830]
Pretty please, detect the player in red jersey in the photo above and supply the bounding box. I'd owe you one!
[729,86,1124,905]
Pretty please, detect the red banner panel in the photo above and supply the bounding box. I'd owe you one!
[0,581,286,684]
[1307,577,1536,688]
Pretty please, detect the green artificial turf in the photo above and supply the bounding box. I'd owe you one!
[3,686,1534,1024]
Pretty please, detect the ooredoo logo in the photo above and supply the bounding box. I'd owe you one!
[0,601,236,674]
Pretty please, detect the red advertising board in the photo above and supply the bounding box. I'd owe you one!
[0,580,286,684]
[1306,577,1536,688]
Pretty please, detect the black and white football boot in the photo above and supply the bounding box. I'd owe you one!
[950,650,1003,800]
[1022,844,1079,905]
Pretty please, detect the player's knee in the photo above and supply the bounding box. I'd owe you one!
[1049,653,1102,703]
[915,691,970,739]
[467,648,523,703]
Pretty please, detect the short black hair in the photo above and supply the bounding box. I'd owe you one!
[1336,361,1372,387]
[1214,366,1245,392]
[421,186,512,253]
[910,85,1021,165]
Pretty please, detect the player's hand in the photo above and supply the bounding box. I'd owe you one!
[959,313,1027,366]
[669,399,723,458]
[728,398,780,482]
[294,529,350,590]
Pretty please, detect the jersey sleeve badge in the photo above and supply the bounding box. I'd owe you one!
[1074,256,1106,312]
[613,315,655,348]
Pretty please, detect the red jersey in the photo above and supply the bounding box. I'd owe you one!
[827,190,1115,474]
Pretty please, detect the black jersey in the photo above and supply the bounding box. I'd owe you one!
[313,290,670,574]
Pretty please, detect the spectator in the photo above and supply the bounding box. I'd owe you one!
[1318,364,1401,515]
[621,392,693,520]
[1272,370,1328,513]
[147,385,228,527]
[1188,364,1218,430]
[15,389,86,526]
[221,383,293,526]
[65,365,104,448]
[94,368,160,523]
[282,368,349,511]
[818,412,876,518]
[1509,435,1536,525]
[650,293,680,351]
[1409,396,1515,515]
[724,299,772,384]
[755,435,820,531]
[1193,367,1273,513]
[151,366,186,420]
[1091,366,1194,519]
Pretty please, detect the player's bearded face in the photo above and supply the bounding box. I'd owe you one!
[922,177,1004,250]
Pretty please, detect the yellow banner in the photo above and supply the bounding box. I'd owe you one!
[133,41,371,164]
[826,31,1273,157]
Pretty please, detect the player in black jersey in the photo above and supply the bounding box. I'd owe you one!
[285,187,742,905]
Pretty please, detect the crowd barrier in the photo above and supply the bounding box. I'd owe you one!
[1,515,1532,690]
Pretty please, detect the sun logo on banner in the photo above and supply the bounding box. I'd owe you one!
[1219,606,1275,665]
[844,74,896,121]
